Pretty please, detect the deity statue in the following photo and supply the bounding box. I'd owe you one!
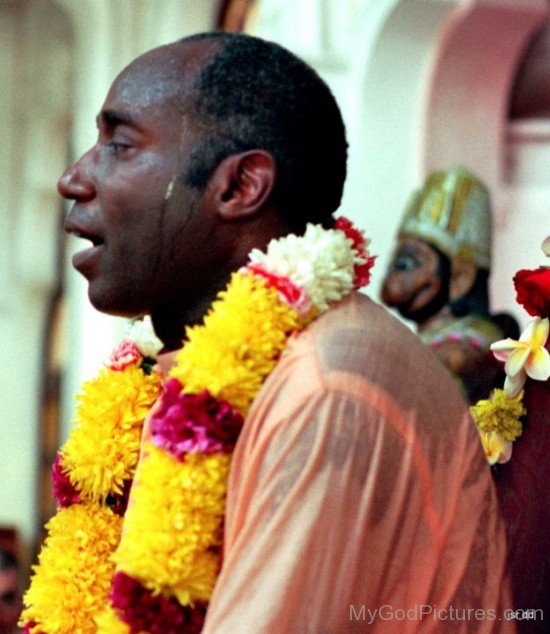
[381,167,518,403]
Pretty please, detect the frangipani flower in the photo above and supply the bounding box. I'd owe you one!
[478,431,513,465]
[491,317,550,396]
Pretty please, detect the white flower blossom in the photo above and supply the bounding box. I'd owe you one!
[248,224,359,311]
[125,315,163,359]
[491,317,550,396]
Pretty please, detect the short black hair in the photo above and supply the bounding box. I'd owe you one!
[180,32,348,231]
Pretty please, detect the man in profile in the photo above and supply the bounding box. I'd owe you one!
[27,33,513,632]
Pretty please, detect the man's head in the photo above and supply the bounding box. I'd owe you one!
[60,33,347,329]
[0,549,21,634]
[180,32,348,229]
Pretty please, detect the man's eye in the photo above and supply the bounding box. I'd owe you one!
[107,142,131,156]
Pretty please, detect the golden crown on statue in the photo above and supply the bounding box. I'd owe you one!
[399,167,492,270]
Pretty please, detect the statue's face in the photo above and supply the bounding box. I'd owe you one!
[381,236,449,324]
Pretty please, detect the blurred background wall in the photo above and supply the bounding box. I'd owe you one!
[1,0,548,565]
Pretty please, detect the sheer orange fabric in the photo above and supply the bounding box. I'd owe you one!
[199,294,514,633]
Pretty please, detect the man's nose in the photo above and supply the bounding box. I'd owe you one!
[57,151,96,202]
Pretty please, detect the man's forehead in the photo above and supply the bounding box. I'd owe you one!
[106,39,220,111]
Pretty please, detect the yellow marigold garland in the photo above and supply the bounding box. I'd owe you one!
[95,607,130,634]
[63,365,161,501]
[171,273,302,414]
[22,504,123,633]
[114,449,231,605]
[22,355,162,633]
[112,275,302,616]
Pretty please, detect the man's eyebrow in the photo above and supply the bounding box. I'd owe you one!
[96,109,142,129]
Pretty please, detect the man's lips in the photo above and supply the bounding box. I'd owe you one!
[67,227,106,276]
[72,242,105,276]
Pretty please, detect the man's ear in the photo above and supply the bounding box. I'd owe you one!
[206,150,276,220]
[450,257,477,301]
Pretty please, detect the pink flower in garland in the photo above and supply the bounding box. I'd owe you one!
[107,339,142,371]
[51,454,81,508]
[334,216,377,288]
[150,378,244,459]
[110,572,206,634]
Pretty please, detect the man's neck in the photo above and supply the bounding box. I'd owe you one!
[151,289,223,351]
[149,213,299,351]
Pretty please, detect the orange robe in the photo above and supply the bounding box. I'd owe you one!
[200,294,514,633]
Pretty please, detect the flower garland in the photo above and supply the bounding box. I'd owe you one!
[470,236,550,465]
[21,318,163,634]
[22,217,375,633]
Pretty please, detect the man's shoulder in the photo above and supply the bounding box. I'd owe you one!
[249,291,473,453]
[278,292,464,410]
[303,292,440,373]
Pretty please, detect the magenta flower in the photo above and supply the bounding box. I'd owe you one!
[150,379,244,459]
[51,454,81,507]
[110,572,206,634]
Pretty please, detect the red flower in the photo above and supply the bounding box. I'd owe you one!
[246,263,312,314]
[513,267,550,318]
[334,216,376,288]
[150,378,244,459]
[51,454,81,508]
[110,572,206,634]
[333,215,363,245]
[353,254,377,289]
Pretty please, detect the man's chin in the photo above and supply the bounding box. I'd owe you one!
[87,285,146,319]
